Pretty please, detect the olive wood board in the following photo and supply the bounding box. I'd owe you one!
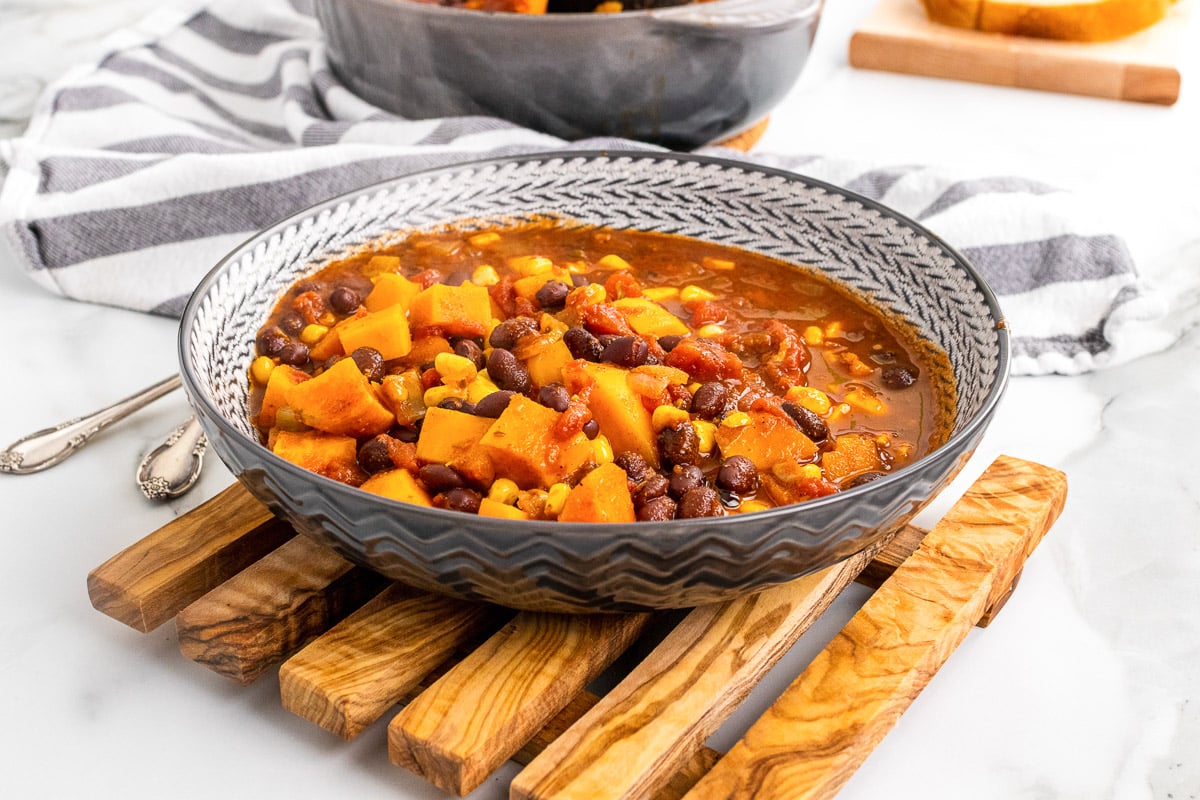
[848,0,1191,105]
[88,454,1066,800]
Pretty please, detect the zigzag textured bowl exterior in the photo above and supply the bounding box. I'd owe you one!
[180,153,1009,613]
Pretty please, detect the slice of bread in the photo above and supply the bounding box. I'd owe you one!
[921,0,1172,41]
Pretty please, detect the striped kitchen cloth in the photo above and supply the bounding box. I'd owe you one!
[0,0,1172,376]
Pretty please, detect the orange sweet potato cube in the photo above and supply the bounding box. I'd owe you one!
[408,283,491,337]
[271,429,366,485]
[575,362,658,467]
[714,411,817,472]
[257,364,309,429]
[283,357,395,437]
[478,497,532,520]
[558,463,635,523]
[821,433,884,483]
[478,395,594,489]
[337,302,412,360]
[613,297,689,338]
[415,407,496,487]
[364,273,422,313]
[360,468,433,507]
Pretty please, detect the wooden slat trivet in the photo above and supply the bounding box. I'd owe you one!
[88,454,1066,799]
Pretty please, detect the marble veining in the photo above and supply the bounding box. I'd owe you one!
[1,1,1198,798]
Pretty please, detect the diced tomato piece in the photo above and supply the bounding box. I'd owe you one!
[579,303,634,336]
[604,272,642,300]
[293,290,327,325]
[664,336,743,382]
[689,300,727,327]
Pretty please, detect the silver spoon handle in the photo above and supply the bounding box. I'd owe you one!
[137,416,207,500]
[0,374,182,475]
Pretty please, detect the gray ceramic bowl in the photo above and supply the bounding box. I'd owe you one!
[179,152,1009,613]
[314,0,823,149]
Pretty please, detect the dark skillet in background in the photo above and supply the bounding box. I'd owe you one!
[314,0,824,149]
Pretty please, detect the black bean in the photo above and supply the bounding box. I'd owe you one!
[601,336,650,368]
[677,486,723,518]
[474,390,516,418]
[350,346,385,381]
[489,317,538,350]
[849,471,885,488]
[716,455,759,495]
[614,452,649,484]
[535,280,570,311]
[564,327,603,361]
[781,401,829,444]
[638,496,677,522]
[689,382,729,420]
[582,419,600,439]
[668,464,705,499]
[437,396,476,414]
[441,487,482,514]
[453,338,487,371]
[571,273,590,288]
[882,365,918,389]
[323,355,342,370]
[418,463,465,493]
[277,342,310,367]
[257,328,289,358]
[658,423,699,467]
[357,436,394,474]
[634,473,670,506]
[392,426,419,443]
[486,348,532,394]
[279,313,304,335]
[329,285,361,315]
[538,383,571,413]
[657,335,684,352]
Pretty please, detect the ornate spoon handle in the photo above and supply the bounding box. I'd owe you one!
[0,375,182,475]
[136,416,207,500]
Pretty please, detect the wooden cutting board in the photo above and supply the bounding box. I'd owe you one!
[848,0,1191,105]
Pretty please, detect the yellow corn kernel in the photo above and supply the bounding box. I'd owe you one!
[592,434,614,464]
[299,324,329,345]
[469,231,501,247]
[687,382,702,395]
[785,385,832,416]
[692,419,717,454]
[318,310,337,327]
[471,264,500,286]
[250,356,276,385]
[696,324,725,339]
[652,404,691,432]
[568,283,606,305]
[875,433,892,447]
[488,478,521,506]
[565,260,589,274]
[641,287,679,302]
[466,373,500,404]
[721,411,751,429]
[802,325,824,346]
[593,1,623,11]
[540,313,569,334]
[799,463,823,480]
[738,499,772,514]
[508,255,554,276]
[545,482,571,517]
[596,254,632,271]
[422,385,462,408]
[824,320,845,339]
[680,285,717,304]
[434,352,478,388]
[702,256,736,271]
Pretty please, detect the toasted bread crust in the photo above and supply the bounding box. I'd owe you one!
[922,0,1170,40]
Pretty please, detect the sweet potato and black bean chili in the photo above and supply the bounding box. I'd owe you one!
[249,221,953,523]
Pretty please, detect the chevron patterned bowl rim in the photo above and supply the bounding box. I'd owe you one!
[179,150,1010,612]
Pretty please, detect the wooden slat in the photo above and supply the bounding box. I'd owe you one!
[280,586,506,740]
[389,611,651,796]
[509,534,888,800]
[87,483,289,632]
[175,534,388,685]
[681,455,1067,799]
[848,0,1186,105]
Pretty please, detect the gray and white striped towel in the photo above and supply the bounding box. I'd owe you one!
[0,0,1169,376]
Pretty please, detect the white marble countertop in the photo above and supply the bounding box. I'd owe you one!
[1,1,1198,798]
